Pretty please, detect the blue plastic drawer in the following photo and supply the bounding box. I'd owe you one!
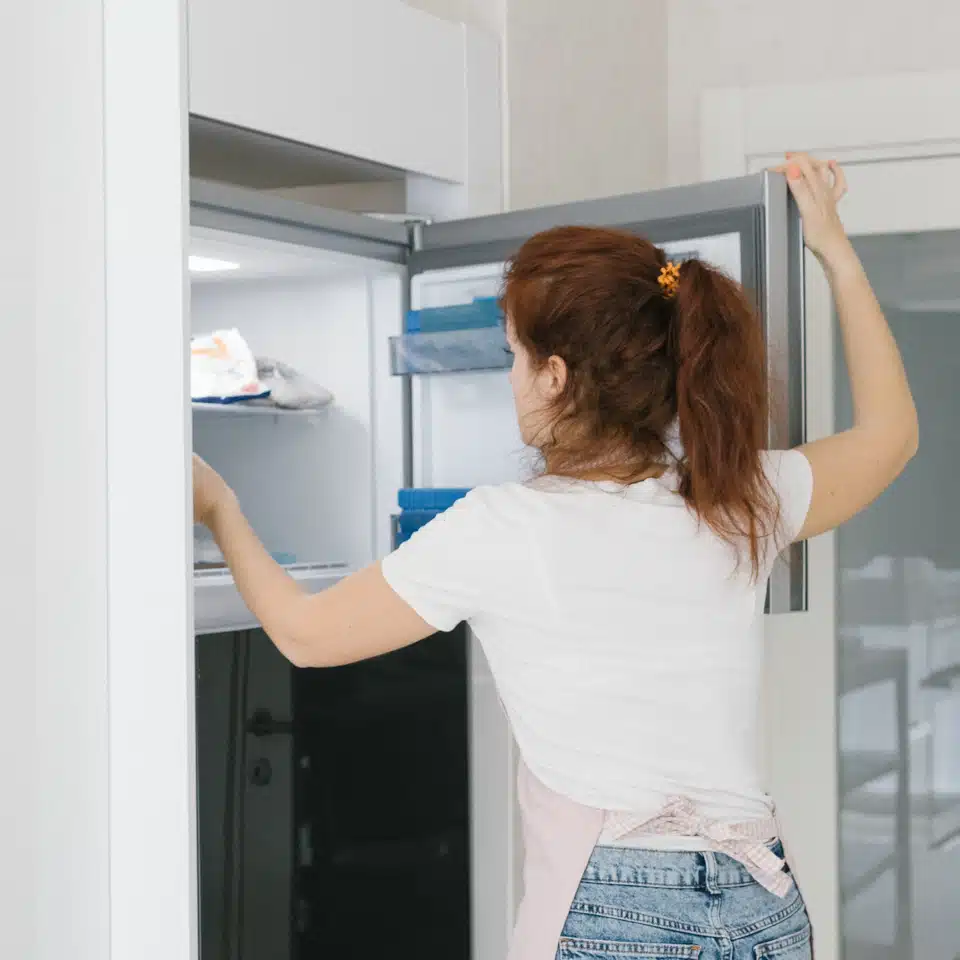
[397,509,442,534]
[393,489,472,547]
[405,297,502,334]
[394,511,440,547]
[398,488,471,511]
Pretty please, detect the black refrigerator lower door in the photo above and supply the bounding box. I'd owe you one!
[196,625,471,960]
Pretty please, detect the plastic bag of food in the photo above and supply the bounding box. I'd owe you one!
[191,329,268,404]
[254,357,334,410]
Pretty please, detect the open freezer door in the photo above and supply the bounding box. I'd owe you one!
[399,174,807,960]
[409,172,806,615]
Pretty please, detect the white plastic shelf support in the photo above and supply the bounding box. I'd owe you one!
[194,561,348,634]
[192,401,330,419]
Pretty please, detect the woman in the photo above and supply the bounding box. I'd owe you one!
[194,154,918,959]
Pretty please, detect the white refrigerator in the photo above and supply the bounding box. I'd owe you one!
[188,173,806,960]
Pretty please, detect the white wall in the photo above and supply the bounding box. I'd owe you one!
[506,0,667,209]
[406,0,505,37]
[668,0,960,185]
[2,3,36,957]
[24,2,115,957]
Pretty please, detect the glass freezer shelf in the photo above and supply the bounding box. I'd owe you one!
[192,401,329,419]
[194,561,349,634]
[389,326,511,376]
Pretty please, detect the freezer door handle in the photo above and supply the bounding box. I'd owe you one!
[763,172,807,615]
[246,707,293,738]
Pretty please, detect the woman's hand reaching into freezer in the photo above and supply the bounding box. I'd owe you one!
[191,452,434,668]
[193,454,234,528]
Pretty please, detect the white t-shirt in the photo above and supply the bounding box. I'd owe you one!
[381,450,814,841]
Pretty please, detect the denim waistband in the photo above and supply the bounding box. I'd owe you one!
[587,841,786,890]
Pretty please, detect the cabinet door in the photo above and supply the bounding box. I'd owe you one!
[413,172,806,613]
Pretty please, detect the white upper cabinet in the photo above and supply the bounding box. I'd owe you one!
[188,0,473,182]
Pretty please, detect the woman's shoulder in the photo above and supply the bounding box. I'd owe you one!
[449,479,571,530]
[761,449,814,542]
[456,481,541,515]
[761,449,813,493]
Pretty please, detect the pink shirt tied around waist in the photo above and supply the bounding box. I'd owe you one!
[508,759,793,960]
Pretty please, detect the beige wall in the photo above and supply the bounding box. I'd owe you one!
[507,0,666,209]
[667,0,960,185]
[407,0,667,210]
[412,0,960,199]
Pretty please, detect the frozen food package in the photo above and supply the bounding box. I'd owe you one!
[191,329,269,404]
[254,357,334,410]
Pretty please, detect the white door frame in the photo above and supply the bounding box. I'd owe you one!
[701,69,960,960]
[12,2,195,959]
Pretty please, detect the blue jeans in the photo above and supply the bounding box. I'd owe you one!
[557,844,812,960]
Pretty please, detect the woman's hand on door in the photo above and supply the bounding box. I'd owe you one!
[773,152,849,263]
[775,156,919,542]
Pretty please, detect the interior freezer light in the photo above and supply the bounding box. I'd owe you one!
[189,255,240,274]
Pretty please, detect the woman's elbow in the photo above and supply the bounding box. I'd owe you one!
[263,626,318,669]
[903,412,920,461]
[265,599,330,668]
[284,645,313,669]
[279,630,345,669]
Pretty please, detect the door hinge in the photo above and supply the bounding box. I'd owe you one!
[406,218,430,252]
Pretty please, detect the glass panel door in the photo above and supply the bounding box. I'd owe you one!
[836,229,960,960]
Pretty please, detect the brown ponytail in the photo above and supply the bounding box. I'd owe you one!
[503,227,779,578]
[671,258,778,576]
